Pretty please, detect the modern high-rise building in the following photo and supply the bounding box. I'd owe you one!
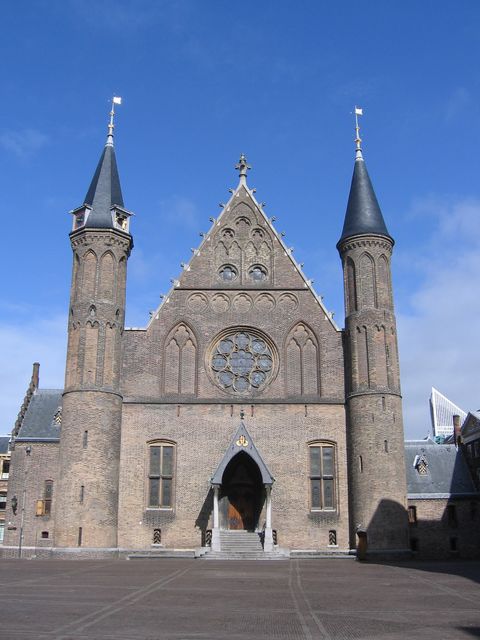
[430,387,467,440]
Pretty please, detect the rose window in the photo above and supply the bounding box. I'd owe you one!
[210,330,274,393]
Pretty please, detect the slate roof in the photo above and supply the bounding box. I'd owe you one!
[0,436,10,454]
[462,411,480,439]
[83,142,124,229]
[338,157,393,245]
[16,389,63,441]
[405,440,478,498]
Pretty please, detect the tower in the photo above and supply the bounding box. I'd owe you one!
[55,101,133,548]
[338,115,409,553]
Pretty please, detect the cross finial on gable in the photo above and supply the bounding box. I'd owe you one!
[235,153,251,185]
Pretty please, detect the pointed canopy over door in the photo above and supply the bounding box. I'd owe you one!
[211,421,274,487]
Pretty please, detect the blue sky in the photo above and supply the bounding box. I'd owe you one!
[1,0,480,437]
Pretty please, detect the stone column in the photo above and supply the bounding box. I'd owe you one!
[263,485,274,551]
[211,485,221,551]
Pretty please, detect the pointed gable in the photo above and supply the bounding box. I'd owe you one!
[148,157,339,332]
[211,421,274,486]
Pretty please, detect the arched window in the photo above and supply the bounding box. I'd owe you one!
[147,442,175,509]
[309,443,336,511]
[164,323,197,395]
[285,323,320,396]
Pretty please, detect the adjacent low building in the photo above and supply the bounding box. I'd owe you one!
[405,439,480,559]
[0,437,11,544]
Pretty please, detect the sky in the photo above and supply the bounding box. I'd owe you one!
[1,0,480,438]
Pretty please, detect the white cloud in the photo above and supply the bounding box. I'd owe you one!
[0,128,49,158]
[68,0,188,33]
[158,195,199,230]
[444,87,471,123]
[0,315,66,436]
[398,197,480,438]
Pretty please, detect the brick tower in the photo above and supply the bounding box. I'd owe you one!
[338,121,409,554]
[55,103,133,548]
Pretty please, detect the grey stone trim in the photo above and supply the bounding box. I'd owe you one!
[62,389,123,399]
[408,493,480,500]
[15,437,59,443]
[346,390,402,399]
[122,398,345,405]
[211,421,274,485]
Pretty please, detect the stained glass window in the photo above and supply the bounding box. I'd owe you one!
[210,331,274,393]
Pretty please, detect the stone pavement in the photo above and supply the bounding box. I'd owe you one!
[1,558,480,639]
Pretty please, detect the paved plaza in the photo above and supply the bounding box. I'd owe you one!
[1,558,480,639]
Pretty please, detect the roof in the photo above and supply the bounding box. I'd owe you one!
[405,440,478,498]
[462,411,480,440]
[83,143,124,229]
[143,156,340,333]
[211,421,274,486]
[0,436,10,454]
[338,157,392,245]
[16,389,62,441]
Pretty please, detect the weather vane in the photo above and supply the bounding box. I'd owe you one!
[354,106,363,158]
[107,96,122,145]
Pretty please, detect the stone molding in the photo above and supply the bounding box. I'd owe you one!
[338,235,393,256]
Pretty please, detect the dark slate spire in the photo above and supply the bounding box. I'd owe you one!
[338,115,392,245]
[82,100,125,229]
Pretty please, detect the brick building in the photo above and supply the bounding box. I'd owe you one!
[2,112,427,558]
[0,437,10,544]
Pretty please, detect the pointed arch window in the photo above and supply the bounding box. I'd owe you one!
[164,323,197,395]
[309,443,336,511]
[359,252,376,309]
[286,323,320,396]
[346,257,357,313]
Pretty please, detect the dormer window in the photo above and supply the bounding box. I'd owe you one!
[115,212,128,231]
[71,206,90,231]
[75,212,85,229]
[413,454,428,475]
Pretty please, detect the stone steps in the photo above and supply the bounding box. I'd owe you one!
[128,549,195,559]
[199,530,289,560]
[219,531,263,552]
[202,551,288,561]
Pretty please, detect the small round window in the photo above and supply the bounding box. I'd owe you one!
[249,265,267,282]
[219,265,238,282]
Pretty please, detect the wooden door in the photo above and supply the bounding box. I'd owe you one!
[227,503,243,530]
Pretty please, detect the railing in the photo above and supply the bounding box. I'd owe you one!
[203,529,212,547]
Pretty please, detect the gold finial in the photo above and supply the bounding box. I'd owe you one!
[106,96,122,146]
[354,106,363,160]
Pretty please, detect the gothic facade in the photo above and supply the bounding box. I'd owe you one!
[3,120,415,558]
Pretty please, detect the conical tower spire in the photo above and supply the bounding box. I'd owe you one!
[338,110,392,246]
[74,98,130,232]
